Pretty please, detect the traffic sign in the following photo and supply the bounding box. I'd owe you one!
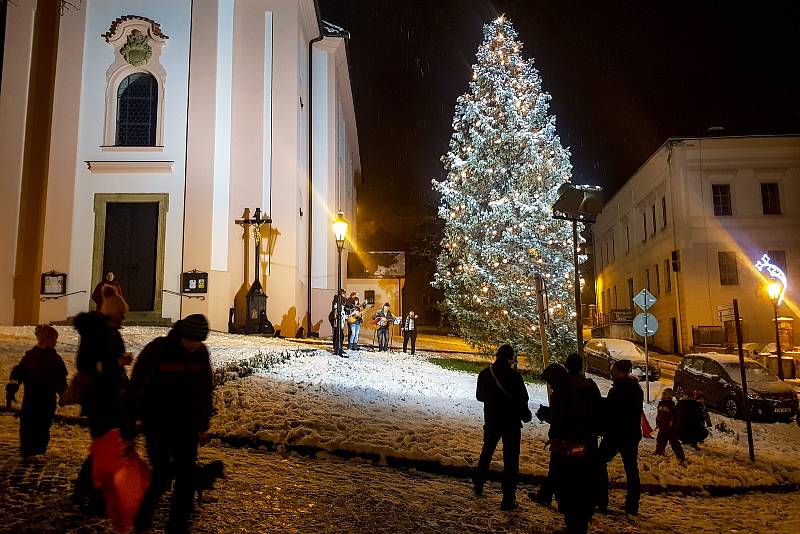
[633,312,659,337]
[717,303,736,322]
[633,289,657,311]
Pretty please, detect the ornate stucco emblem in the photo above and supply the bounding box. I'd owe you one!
[120,30,152,66]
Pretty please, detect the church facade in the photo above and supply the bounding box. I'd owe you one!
[0,0,359,336]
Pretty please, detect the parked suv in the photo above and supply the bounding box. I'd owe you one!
[673,353,798,422]
[583,338,661,381]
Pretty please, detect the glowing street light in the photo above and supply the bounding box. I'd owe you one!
[756,253,788,380]
[333,212,348,251]
[767,282,782,302]
[332,212,349,356]
[766,280,785,381]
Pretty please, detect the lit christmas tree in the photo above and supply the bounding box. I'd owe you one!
[432,15,580,362]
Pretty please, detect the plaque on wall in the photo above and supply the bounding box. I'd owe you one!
[41,271,67,295]
[182,270,208,294]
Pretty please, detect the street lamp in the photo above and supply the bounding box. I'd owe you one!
[332,212,349,356]
[767,281,785,380]
[552,183,603,355]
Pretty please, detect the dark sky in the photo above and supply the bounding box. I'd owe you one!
[318,0,800,250]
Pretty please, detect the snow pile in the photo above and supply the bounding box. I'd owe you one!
[2,325,800,490]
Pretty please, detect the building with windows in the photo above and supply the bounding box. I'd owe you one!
[592,136,799,353]
[0,0,360,335]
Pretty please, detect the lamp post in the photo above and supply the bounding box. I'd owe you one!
[332,212,349,356]
[767,282,784,380]
[552,184,603,355]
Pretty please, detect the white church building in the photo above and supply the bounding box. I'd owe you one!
[0,0,360,336]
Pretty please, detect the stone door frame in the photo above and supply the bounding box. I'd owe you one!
[91,193,169,320]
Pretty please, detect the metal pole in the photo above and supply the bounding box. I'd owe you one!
[336,246,342,356]
[773,302,784,380]
[534,273,550,367]
[734,299,756,462]
[572,220,583,354]
[644,302,650,403]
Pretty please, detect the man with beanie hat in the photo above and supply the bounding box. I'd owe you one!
[598,359,643,516]
[123,314,213,533]
[474,344,531,511]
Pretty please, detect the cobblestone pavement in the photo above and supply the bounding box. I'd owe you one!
[1,414,799,533]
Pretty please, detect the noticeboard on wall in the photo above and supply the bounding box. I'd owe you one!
[40,271,67,295]
[182,271,208,294]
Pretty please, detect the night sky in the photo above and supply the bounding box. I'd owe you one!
[318,0,800,250]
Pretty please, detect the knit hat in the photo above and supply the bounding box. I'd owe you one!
[34,324,58,343]
[495,344,515,361]
[175,314,209,341]
[565,352,583,373]
[100,292,129,316]
[542,363,568,387]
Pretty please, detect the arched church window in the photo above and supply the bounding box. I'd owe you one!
[115,72,159,146]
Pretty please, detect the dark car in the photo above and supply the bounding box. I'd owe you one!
[583,338,661,381]
[674,353,798,422]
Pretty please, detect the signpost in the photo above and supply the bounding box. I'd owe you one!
[633,289,658,402]
[733,299,756,462]
[716,303,735,323]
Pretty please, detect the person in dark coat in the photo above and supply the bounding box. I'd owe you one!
[401,311,418,355]
[655,388,685,460]
[71,292,131,514]
[538,358,600,533]
[6,325,67,458]
[91,271,123,310]
[533,353,603,508]
[474,344,531,511]
[598,359,643,516]
[330,289,346,355]
[675,391,709,450]
[123,314,213,533]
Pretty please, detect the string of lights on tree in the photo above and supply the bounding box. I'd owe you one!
[432,15,585,361]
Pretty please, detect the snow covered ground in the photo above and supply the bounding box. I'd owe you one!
[3,413,799,533]
[2,325,800,492]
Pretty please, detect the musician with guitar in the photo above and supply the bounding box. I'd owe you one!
[347,296,367,350]
[371,303,395,352]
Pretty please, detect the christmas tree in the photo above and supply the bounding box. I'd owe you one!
[432,16,580,362]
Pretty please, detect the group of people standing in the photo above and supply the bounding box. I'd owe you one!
[6,281,214,534]
[329,291,418,355]
[475,346,645,534]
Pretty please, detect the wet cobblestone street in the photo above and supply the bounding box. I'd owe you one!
[2,414,800,533]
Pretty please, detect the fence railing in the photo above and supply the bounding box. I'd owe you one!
[692,325,724,347]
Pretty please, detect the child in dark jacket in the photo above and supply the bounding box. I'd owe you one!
[6,325,67,458]
[655,388,685,461]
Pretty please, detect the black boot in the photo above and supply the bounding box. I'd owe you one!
[472,475,484,497]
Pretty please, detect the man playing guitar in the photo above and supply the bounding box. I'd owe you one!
[347,296,366,350]
[371,303,395,352]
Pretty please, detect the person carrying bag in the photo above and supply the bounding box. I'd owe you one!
[473,344,531,511]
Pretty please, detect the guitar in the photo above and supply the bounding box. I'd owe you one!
[347,303,367,324]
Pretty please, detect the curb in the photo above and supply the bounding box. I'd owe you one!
[2,409,797,497]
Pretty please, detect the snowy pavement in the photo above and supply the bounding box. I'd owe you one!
[2,414,800,533]
[2,326,800,495]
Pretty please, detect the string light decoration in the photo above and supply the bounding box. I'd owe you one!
[432,16,579,360]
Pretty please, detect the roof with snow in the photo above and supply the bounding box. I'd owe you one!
[347,251,406,279]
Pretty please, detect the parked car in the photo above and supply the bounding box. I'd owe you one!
[736,342,764,359]
[673,352,798,422]
[583,338,661,381]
